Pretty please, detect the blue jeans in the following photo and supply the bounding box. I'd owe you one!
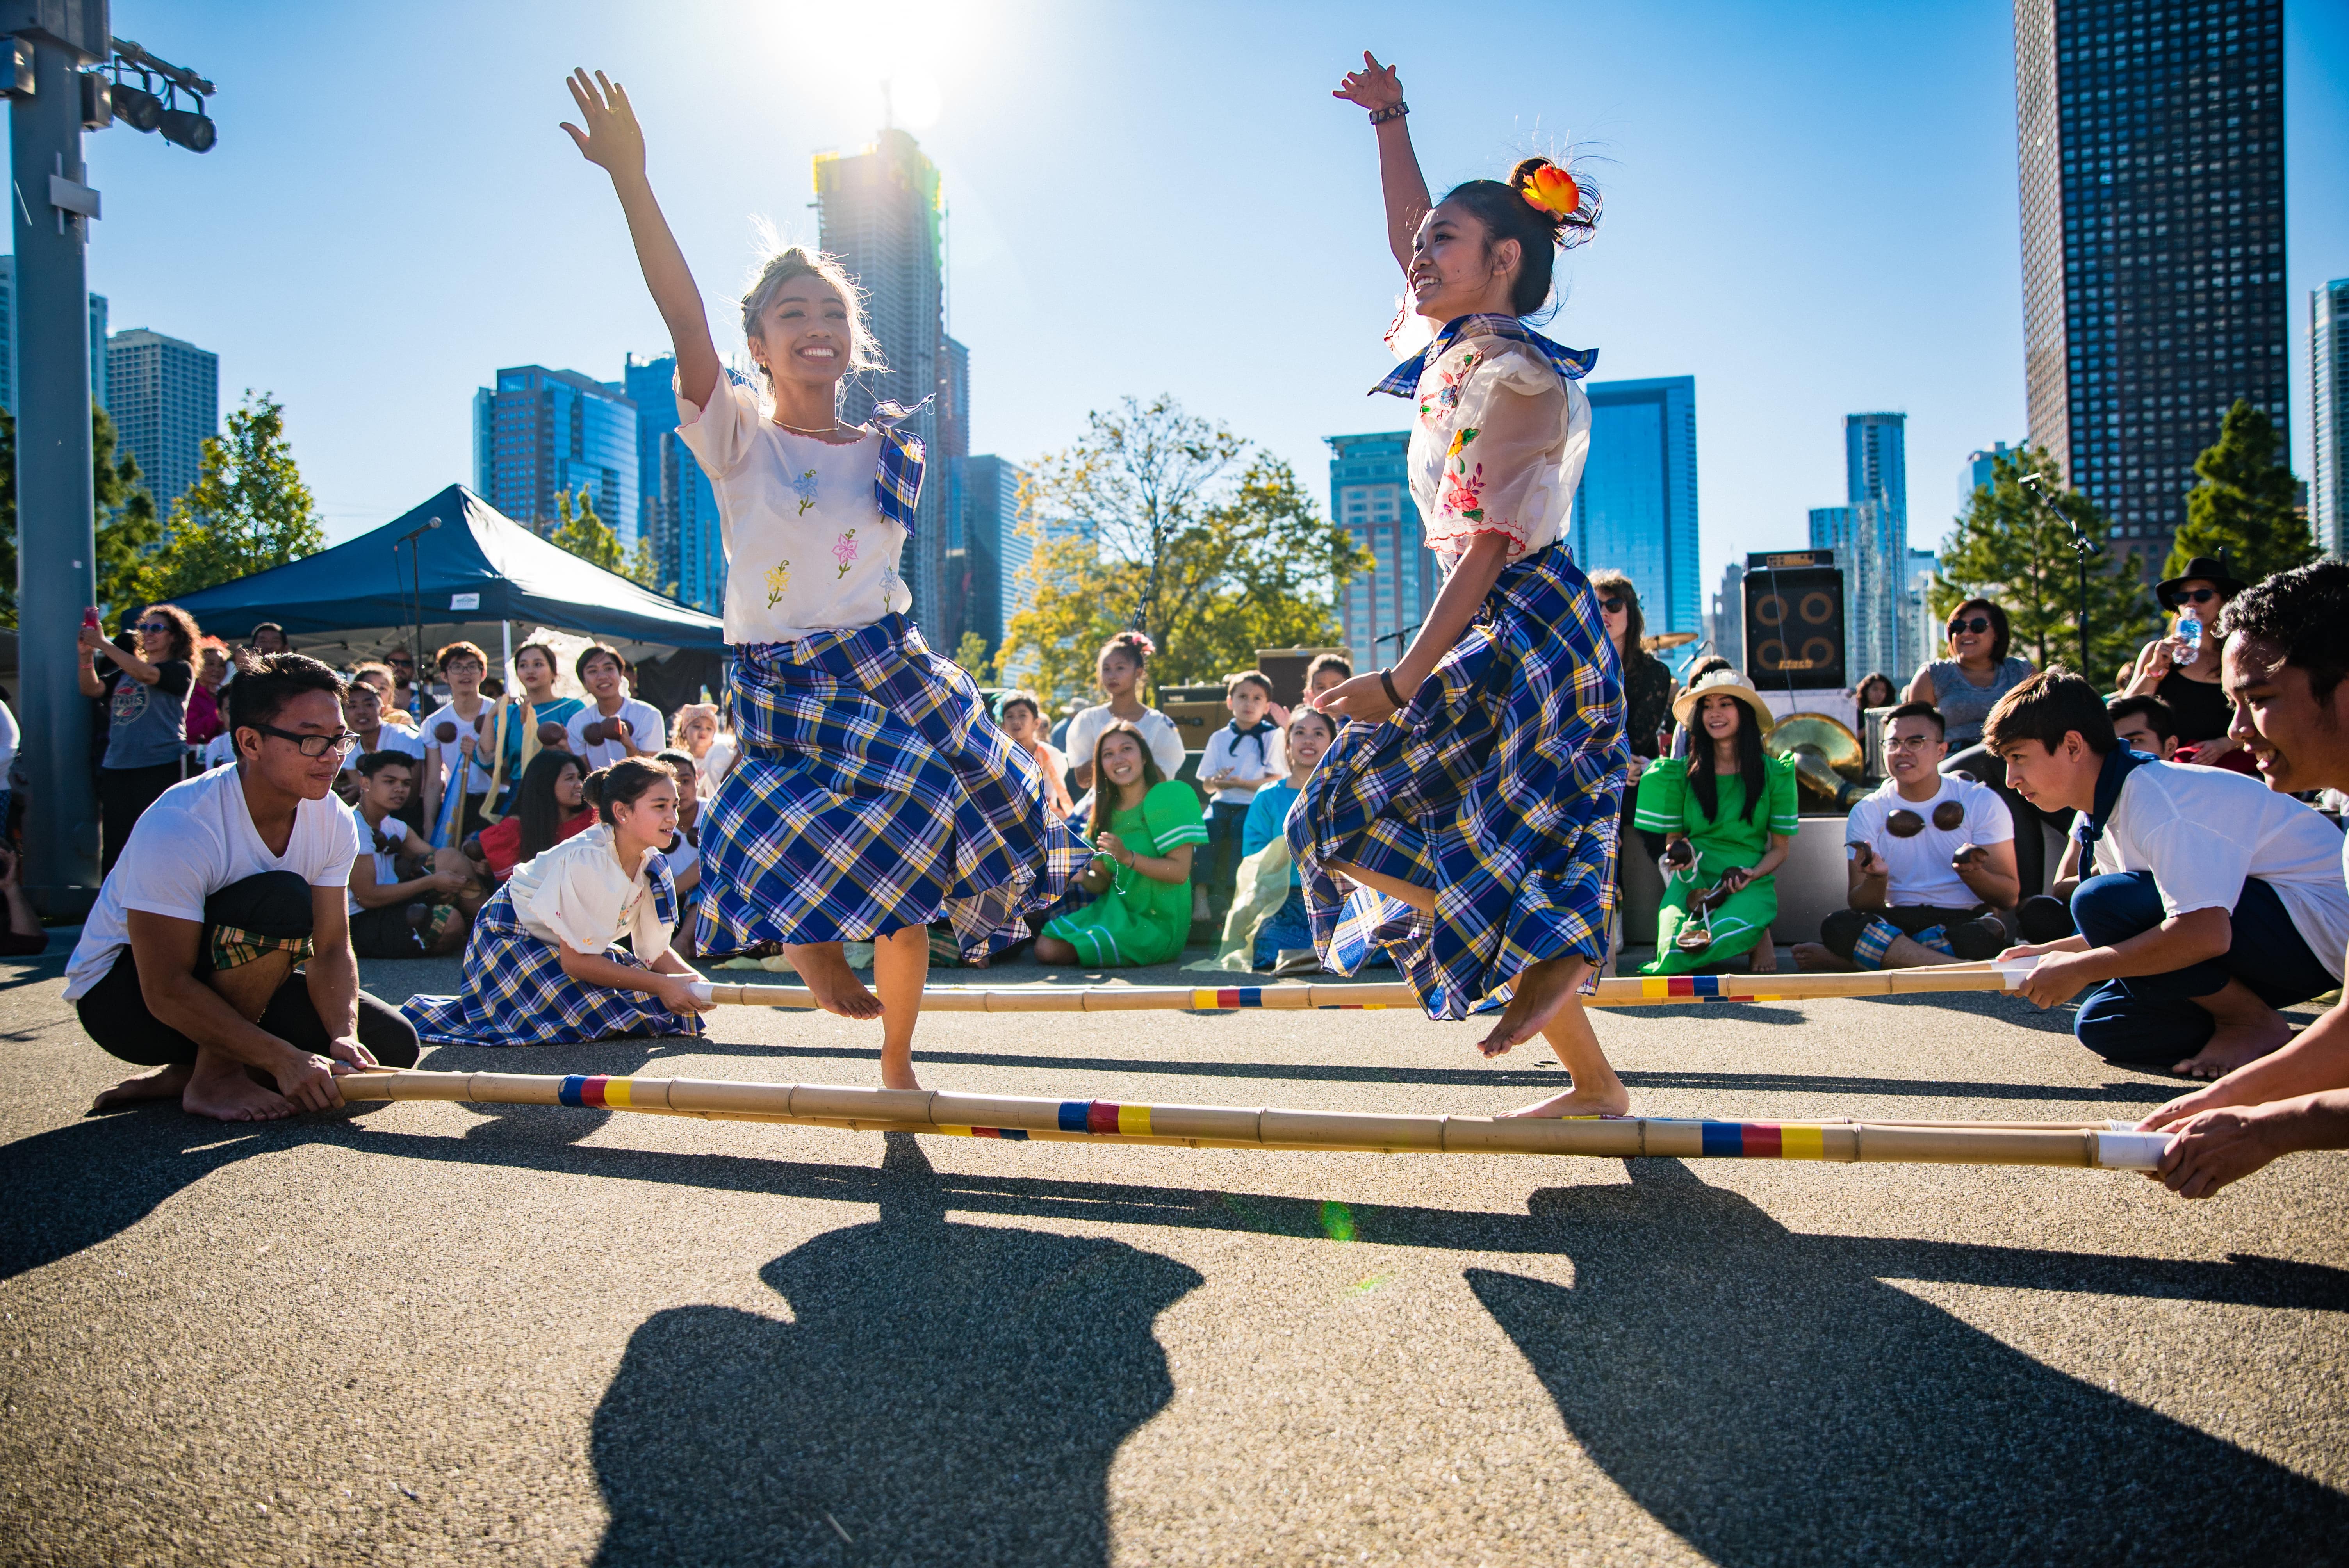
[2069,871,2337,1064]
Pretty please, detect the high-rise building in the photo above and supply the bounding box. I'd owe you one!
[0,257,108,417]
[2316,278,2349,559]
[817,130,950,628]
[472,365,638,544]
[1846,412,1908,541]
[1962,440,2025,503]
[935,334,972,653]
[105,328,218,517]
[1711,560,1745,672]
[623,353,679,586]
[1904,545,1942,678]
[2014,0,2286,575]
[1326,431,1438,673]
[963,454,1028,665]
[1817,412,1912,684]
[1571,376,1700,633]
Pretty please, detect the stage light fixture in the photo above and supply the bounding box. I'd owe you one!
[158,106,216,154]
[79,72,112,129]
[111,80,164,133]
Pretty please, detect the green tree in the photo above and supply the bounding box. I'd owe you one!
[551,485,622,570]
[2163,399,2312,585]
[1002,444,1370,705]
[952,629,993,678]
[1933,445,2155,685]
[0,405,161,627]
[624,535,664,592]
[141,392,324,600]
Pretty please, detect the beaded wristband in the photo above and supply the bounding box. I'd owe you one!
[1368,102,1408,125]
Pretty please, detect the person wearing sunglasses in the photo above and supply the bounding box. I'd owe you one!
[1634,671,1799,976]
[1905,596,2058,896]
[78,602,203,874]
[2122,555,2251,764]
[1793,702,2018,973]
[69,653,421,1123]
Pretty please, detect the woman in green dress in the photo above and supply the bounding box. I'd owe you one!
[1633,671,1798,975]
[1037,722,1208,968]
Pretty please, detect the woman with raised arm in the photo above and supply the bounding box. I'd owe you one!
[560,69,1078,1090]
[1296,53,1630,1117]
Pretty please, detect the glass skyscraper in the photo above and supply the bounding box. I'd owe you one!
[105,327,218,518]
[1962,440,2024,502]
[2014,0,2286,574]
[1326,431,1437,673]
[1818,412,1911,684]
[472,365,639,545]
[962,454,1028,665]
[1571,375,1700,634]
[0,258,108,419]
[2315,278,2349,559]
[620,352,727,611]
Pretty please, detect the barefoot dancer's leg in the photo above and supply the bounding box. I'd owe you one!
[1503,982,1631,1119]
[784,941,884,1021]
[179,1044,296,1123]
[1324,859,1436,915]
[2173,977,2295,1080]
[90,1062,193,1112]
[870,925,929,1092]
[1478,953,1595,1058]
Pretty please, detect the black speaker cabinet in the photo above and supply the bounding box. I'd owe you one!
[1745,561,1846,690]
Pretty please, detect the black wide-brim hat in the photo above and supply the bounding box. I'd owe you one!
[2155,555,2248,609]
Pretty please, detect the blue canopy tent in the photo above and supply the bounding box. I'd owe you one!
[172,485,725,711]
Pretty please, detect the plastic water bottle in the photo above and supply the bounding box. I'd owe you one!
[2176,609,2203,656]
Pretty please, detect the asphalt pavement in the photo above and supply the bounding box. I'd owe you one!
[3,938,2345,1566]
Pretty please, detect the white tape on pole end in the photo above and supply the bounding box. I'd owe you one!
[2094,1129,2173,1171]
[689,981,715,1005]
[1994,953,2044,987]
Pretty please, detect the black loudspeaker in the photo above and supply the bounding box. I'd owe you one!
[1744,555,1846,690]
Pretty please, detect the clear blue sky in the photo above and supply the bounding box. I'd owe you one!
[31,0,2349,587]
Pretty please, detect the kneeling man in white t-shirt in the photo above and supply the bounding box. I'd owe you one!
[1794,702,2019,971]
[1989,669,2348,1079]
[68,654,422,1121]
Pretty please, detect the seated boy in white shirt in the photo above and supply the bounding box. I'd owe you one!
[1196,670,1287,928]
[1990,669,2349,1079]
[1793,703,2018,971]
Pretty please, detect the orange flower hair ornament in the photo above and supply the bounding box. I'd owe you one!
[1519,164,1582,219]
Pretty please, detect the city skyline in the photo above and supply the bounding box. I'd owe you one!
[2316,277,2348,558]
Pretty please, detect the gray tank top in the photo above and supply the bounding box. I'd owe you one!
[103,660,192,770]
[1927,657,2033,750]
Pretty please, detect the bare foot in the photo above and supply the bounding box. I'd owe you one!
[179,1054,295,1123]
[1749,931,1777,973]
[1501,1082,1632,1119]
[89,1062,193,1115]
[785,942,884,1021]
[1477,955,1586,1058]
[1790,942,1854,973]
[2172,1015,2294,1080]
[880,1063,923,1092]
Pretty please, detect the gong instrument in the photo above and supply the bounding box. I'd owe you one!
[1766,711,1869,811]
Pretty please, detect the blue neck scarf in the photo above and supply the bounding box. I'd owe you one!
[1371,313,1597,401]
[2073,745,2159,848]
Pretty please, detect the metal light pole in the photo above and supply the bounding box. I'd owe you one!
[2020,471,2093,675]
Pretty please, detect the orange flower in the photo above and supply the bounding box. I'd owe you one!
[1520,165,1581,218]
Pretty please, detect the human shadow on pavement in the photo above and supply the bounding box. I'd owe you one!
[0,1112,277,1279]
[588,1133,1203,1567]
[1471,1158,2349,1566]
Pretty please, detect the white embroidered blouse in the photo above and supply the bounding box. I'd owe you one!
[506,824,675,962]
[1406,325,1592,564]
[674,378,913,645]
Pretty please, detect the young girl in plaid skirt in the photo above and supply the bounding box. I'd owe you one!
[562,71,1078,1089]
[1300,54,1632,1117]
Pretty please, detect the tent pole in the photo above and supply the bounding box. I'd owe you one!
[501,620,512,686]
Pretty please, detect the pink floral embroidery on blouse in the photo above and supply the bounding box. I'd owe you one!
[832,528,859,580]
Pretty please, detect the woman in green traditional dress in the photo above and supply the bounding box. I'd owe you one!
[1632,670,1798,975]
[1036,722,1208,968]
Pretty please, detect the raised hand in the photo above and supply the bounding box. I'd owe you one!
[560,68,646,183]
[1333,51,1403,112]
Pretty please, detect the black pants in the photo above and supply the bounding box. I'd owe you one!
[1819,904,2008,963]
[75,870,420,1068]
[349,900,431,960]
[98,761,184,874]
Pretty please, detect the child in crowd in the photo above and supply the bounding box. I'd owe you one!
[670,701,737,798]
[998,690,1074,816]
[185,638,232,746]
[1241,708,1336,968]
[471,748,597,882]
[1305,653,1352,702]
[567,643,665,769]
[422,641,499,843]
[1064,632,1186,792]
[346,751,474,958]
[1198,670,1287,927]
[563,67,1077,1087]
[1037,723,1207,968]
[652,748,703,897]
[404,758,713,1046]
[492,641,585,811]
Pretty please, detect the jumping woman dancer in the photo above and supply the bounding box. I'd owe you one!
[1300,53,1630,1117]
[561,69,1076,1090]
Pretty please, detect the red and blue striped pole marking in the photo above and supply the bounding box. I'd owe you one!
[1694,1121,1825,1158]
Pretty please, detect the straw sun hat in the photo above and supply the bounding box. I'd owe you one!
[1669,669,1775,733]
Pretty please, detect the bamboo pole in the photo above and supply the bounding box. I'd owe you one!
[333,1067,2170,1170]
[690,959,2028,1016]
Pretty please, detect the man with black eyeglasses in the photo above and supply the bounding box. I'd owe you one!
[1792,702,2019,972]
[68,654,421,1122]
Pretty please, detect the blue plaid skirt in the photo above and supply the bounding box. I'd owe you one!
[1288,544,1627,1020]
[696,614,1084,957]
[402,881,706,1048]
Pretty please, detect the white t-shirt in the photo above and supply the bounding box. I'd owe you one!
[675,378,913,645]
[422,700,498,795]
[693,734,738,800]
[2090,759,2349,980]
[506,823,673,962]
[64,766,365,1001]
[347,810,413,917]
[352,725,426,764]
[1064,704,1186,783]
[1199,723,1288,807]
[567,699,667,772]
[1844,775,2013,909]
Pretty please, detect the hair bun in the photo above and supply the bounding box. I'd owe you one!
[580,768,609,809]
[1509,155,1601,249]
